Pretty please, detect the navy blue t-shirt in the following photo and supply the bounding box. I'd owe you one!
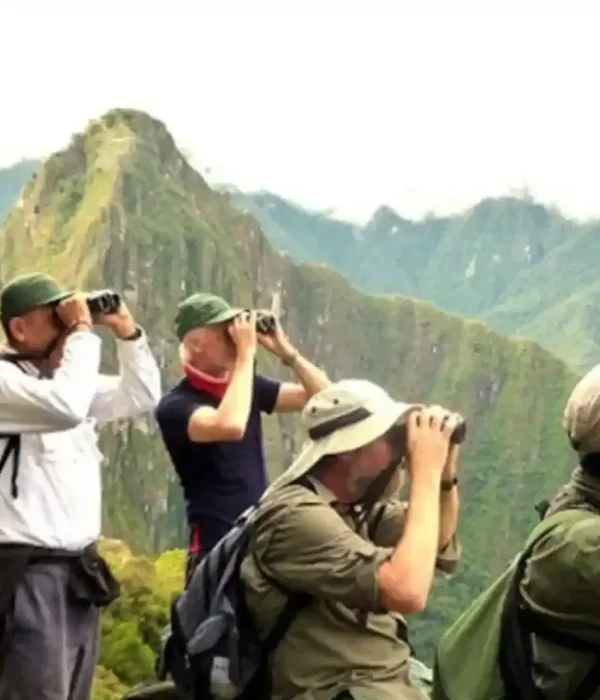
[155,373,281,551]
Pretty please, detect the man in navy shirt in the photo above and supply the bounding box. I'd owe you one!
[156,293,330,584]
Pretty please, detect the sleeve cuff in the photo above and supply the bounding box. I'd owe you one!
[115,327,152,357]
[358,546,394,612]
[116,326,144,342]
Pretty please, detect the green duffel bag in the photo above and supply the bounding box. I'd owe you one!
[432,508,595,700]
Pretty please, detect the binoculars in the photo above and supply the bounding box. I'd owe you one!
[388,413,467,452]
[86,290,121,316]
[255,312,277,335]
[450,420,467,445]
[240,310,277,335]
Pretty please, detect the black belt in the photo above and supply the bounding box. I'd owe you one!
[0,542,120,632]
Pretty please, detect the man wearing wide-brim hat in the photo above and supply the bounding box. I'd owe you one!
[0,272,162,700]
[240,378,463,700]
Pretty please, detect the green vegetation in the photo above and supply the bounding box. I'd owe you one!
[236,191,600,373]
[0,108,583,664]
[91,539,185,699]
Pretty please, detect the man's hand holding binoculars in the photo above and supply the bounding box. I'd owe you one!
[228,309,296,365]
[254,310,295,363]
[56,289,138,340]
[406,405,464,486]
[228,312,258,363]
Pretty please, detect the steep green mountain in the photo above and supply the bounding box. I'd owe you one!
[0,109,580,665]
[231,189,362,267]
[5,163,597,372]
[238,191,597,372]
[0,159,40,224]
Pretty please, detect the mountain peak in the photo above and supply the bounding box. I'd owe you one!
[89,107,173,143]
[365,204,410,234]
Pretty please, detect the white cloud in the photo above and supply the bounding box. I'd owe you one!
[1,0,600,223]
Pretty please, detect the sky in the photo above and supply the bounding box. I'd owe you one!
[2,0,600,223]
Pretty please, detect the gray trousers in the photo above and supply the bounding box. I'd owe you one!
[0,560,100,700]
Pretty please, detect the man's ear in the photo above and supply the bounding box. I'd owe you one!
[7,316,25,343]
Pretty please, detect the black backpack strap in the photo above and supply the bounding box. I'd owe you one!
[521,610,600,655]
[239,590,312,700]
[263,592,312,655]
[366,502,387,540]
[572,663,600,700]
[499,521,600,700]
[240,478,317,699]
[521,609,600,700]
[0,435,21,498]
[0,353,26,499]
[164,596,194,699]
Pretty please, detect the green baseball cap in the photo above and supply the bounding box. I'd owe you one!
[175,293,242,340]
[0,272,73,322]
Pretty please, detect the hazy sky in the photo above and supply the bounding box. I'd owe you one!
[2,1,600,223]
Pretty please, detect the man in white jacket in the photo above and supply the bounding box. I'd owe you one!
[0,272,162,700]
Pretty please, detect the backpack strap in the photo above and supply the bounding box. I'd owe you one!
[0,435,21,498]
[262,591,312,656]
[0,354,26,499]
[237,477,318,699]
[499,509,600,700]
[238,587,312,700]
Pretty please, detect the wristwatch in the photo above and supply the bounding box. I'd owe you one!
[120,326,143,341]
[440,476,458,491]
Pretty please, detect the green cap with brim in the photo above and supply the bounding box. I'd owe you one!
[0,272,73,322]
[175,292,242,341]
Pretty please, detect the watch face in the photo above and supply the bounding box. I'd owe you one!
[441,476,458,491]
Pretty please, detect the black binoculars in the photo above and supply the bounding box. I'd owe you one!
[450,420,467,445]
[388,413,467,452]
[241,310,277,335]
[255,312,277,335]
[86,290,121,316]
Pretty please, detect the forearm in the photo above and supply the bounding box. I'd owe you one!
[439,448,460,550]
[439,486,459,551]
[283,348,330,396]
[382,472,441,611]
[216,354,256,430]
[89,330,162,422]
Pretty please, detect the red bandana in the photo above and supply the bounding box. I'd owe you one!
[183,363,230,399]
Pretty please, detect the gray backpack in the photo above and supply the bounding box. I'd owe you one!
[157,485,314,700]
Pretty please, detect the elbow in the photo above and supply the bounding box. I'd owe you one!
[399,590,428,614]
[378,563,430,614]
[148,371,163,405]
[56,396,94,427]
[143,380,163,410]
[188,420,246,443]
[220,423,245,441]
[127,376,163,415]
[382,586,429,615]
[54,407,88,430]
[137,369,163,409]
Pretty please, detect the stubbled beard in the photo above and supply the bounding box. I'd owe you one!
[344,465,404,501]
[344,471,373,499]
[381,468,404,500]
